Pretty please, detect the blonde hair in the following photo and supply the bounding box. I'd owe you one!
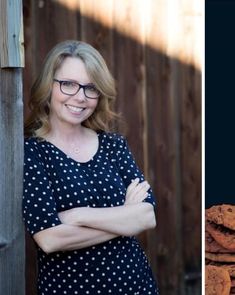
[24,40,119,138]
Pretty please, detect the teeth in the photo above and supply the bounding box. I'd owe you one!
[66,105,84,112]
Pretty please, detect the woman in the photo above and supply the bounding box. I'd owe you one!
[23,40,159,294]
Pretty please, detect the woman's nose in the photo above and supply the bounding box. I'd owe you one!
[73,88,86,101]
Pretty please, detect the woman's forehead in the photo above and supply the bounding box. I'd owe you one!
[55,57,92,83]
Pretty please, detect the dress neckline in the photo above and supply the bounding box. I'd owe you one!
[40,132,102,165]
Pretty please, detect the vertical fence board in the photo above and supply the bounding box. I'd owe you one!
[23,4,38,294]
[0,0,25,294]
[180,65,201,293]
[0,0,24,67]
[112,0,146,171]
[31,0,79,74]
[179,1,202,292]
[145,0,184,293]
[0,68,25,295]
[78,0,114,71]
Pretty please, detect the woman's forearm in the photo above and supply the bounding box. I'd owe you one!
[33,224,118,254]
[59,202,156,236]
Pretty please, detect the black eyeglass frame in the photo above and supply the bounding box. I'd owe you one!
[53,79,101,99]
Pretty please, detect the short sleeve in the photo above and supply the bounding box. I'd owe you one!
[115,135,156,207]
[23,139,62,235]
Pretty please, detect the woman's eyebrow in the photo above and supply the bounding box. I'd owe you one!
[58,78,94,85]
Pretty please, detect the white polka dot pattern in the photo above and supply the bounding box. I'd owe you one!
[23,132,158,294]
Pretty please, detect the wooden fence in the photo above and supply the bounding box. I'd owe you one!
[22,0,202,294]
[0,0,25,294]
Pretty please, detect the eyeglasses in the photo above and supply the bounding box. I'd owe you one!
[53,79,100,99]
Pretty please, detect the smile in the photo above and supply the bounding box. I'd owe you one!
[65,104,85,113]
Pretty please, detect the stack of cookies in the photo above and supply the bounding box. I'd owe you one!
[206,204,235,295]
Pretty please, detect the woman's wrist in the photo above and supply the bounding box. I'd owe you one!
[58,207,83,225]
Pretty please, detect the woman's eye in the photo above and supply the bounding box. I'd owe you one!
[62,81,76,88]
[86,85,97,92]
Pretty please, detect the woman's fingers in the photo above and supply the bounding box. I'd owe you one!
[126,178,140,194]
[125,179,150,204]
[135,181,150,194]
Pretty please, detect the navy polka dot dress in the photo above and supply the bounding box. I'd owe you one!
[23,132,159,295]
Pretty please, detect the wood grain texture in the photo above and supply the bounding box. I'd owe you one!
[0,0,24,67]
[145,0,184,292]
[0,68,25,294]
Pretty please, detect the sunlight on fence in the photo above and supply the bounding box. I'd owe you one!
[54,0,203,70]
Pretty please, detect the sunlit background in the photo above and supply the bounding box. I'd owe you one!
[54,0,203,70]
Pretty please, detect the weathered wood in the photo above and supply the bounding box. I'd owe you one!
[112,0,146,171]
[78,0,114,70]
[145,0,185,294]
[179,1,202,290]
[0,0,24,67]
[0,68,25,294]
[180,63,201,292]
[22,3,38,294]
[31,0,79,73]
[0,1,25,294]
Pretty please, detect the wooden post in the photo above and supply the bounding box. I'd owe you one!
[0,0,24,67]
[0,0,25,294]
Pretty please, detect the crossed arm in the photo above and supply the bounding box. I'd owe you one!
[33,178,156,254]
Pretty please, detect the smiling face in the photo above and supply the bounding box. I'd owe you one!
[49,57,99,130]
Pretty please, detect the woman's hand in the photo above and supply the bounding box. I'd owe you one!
[124,178,150,205]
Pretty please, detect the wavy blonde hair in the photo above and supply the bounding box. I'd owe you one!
[24,40,119,138]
